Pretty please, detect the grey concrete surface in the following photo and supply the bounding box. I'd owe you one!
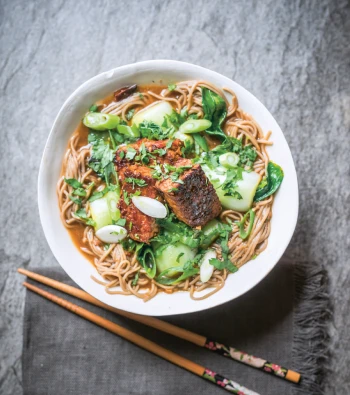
[0,0,349,393]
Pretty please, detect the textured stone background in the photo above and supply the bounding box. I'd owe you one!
[0,0,349,393]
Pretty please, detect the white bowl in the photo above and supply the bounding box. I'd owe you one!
[38,60,298,316]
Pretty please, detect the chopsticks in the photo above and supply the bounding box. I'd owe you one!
[18,268,300,385]
[22,280,259,395]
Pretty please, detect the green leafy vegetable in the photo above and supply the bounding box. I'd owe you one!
[153,214,201,249]
[114,218,126,226]
[168,84,177,91]
[64,178,82,188]
[125,147,137,160]
[254,162,284,202]
[220,167,243,198]
[88,138,118,185]
[193,134,209,152]
[75,208,96,227]
[201,87,227,139]
[124,177,147,188]
[137,247,157,279]
[89,104,99,113]
[139,120,171,140]
[123,190,130,205]
[126,108,135,121]
[69,195,82,206]
[132,272,139,286]
[72,187,87,197]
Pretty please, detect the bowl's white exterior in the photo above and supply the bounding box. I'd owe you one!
[38,60,298,316]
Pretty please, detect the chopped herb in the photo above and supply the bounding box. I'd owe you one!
[119,150,125,159]
[87,182,95,190]
[123,190,130,205]
[89,104,99,112]
[125,147,137,160]
[139,120,171,140]
[69,195,82,206]
[220,167,243,199]
[168,187,178,193]
[129,222,133,230]
[114,218,126,226]
[125,177,147,188]
[64,178,82,189]
[126,108,135,121]
[104,243,110,250]
[139,93,144,99]
[132,272,139,286]
[72,187,87,197]
[131,190,142,197]
[168,84,176,91]
[88,139,117,185]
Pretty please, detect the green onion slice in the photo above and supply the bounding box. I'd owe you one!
[83,112,120,131]
[179,119,212,134]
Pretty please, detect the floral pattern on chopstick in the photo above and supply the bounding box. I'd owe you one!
[203,368,260,395]
[205,339,288,379]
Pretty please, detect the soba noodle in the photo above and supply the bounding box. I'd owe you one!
[57,80,273,302]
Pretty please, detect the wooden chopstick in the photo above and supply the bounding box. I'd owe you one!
[18,268,300,384]
[23,281,260,395]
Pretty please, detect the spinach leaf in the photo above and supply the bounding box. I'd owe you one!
[254,161,284,202]
[202,87,227,139]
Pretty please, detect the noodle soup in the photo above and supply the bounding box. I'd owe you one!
[57,81,284,302]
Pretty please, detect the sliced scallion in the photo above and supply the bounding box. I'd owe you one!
[219,152,239,168]
[179,119,212,134]
[83,112,120,131]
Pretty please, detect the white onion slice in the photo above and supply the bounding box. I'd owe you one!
[95,225,127,243]
[132,196,167,218]
[200,249,217,283]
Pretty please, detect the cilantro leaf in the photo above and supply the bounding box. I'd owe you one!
[126,108,135,121]
[125,177,147,188]
[139,120,171,140]
[64,178,82,188]
[69,195,82,206]
[114,218,126,226]
[89,104,99,112]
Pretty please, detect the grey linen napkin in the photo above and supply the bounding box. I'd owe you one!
[22,260,329,395]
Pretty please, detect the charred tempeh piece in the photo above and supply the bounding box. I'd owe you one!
[156,162,222,227]
[115,138,183,172]
[118,165,162,244]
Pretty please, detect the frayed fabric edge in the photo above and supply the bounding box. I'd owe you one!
[292,262,332,395]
